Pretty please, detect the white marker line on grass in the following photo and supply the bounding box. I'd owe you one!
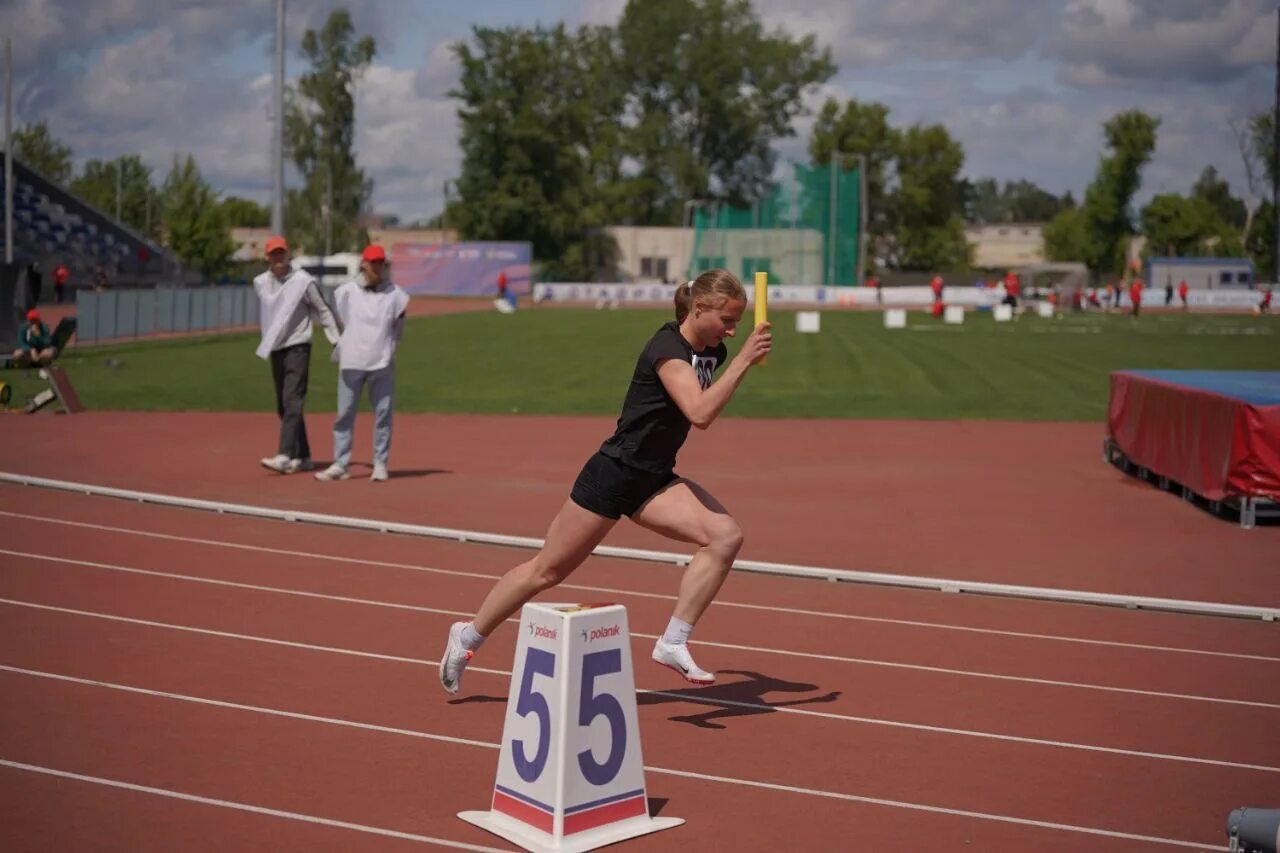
[2,600,1277,774]
[0,759,508,852]
[1,549,1275,710]
[1,509,1275,664]
[0,667,1229,851]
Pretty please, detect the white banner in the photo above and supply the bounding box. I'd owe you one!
[533,282,1272,310]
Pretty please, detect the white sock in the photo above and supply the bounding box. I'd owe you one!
[460,622,486,651]
[662,617,694,646]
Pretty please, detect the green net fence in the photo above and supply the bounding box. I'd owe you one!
[688,162,862,285]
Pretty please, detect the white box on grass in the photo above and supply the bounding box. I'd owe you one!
[796,311,821,333]
[1036,301,1055,319]
[944,305,965,324]
[993,304,1013,322]
[884,309,907,329]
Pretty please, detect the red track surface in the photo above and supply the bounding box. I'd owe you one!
[1,412,1278,850]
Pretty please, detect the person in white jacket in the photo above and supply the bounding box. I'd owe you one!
[315,244,410,482]
[254,235,343,474]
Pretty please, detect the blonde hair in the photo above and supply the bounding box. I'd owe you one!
[673,268,746,323]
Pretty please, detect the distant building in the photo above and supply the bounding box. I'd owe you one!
[1146,257,1254,290]
[964,223,1044,269]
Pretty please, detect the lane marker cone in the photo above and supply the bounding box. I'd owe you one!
[459,602,683,852]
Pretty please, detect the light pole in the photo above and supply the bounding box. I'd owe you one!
[271,0,285,235]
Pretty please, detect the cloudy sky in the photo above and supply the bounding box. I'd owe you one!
[3,0,1274,223]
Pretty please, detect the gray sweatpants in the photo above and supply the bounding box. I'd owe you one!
[332,364,395,469]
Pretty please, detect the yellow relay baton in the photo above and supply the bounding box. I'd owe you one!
[754,271,768,365]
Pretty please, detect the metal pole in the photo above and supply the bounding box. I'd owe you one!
[324,160,332,257]
[271,0,285,235]
[828,157,836,285]
[856,153,867,287]
[4,39,12,265]
[1273,6,1279,283]
[115,160,122,222]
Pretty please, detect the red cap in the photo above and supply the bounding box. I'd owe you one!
[264,235,288,256]
[26,309,41,323]
[362,244,387,263]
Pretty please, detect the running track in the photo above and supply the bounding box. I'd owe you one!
[1,483,1277,851]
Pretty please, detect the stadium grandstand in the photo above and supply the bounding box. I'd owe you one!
[1,151,181,297]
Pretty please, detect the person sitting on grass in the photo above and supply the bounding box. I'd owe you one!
[12,310,57,368]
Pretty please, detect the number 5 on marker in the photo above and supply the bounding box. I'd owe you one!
[577,649,626,786]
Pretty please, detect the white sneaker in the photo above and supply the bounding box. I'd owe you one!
[371,463,389,482]
[652,639,715,685]
[260,454,290,473]
[439,621,474,695]
[314,464,349,481]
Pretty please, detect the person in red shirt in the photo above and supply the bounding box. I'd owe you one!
[868,274,882,304]
[1002,271,1020,309]
[496,270,507,300]
[1261,287,1273,315]
[1129,279,1143,317]
[53,263,69,304]
[1177,280,1189,311]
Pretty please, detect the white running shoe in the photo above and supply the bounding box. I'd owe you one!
[439,621,474,695]
[652,639,715,685]
[371,463,389,482]
[260,454,290,473]
[314,464,349,481]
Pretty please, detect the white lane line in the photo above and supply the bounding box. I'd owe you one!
[0,759,508,852]
[2,599,1277,774]
[0,667,1228,850]
[1,547,1275,710]
[1,509,1275,664]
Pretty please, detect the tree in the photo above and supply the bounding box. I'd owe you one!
[962,177,1002,224]
[1043,207,1090,263]
[1002,179,1073,222]
[615,0,834,224]
[1140,193,1240,258]
[450,24,625,280]
[161,154,235,279]
[284,9,376,254]
[12,121,73,185]
[892,123,969,270]
[220,196,270,227]
[1078,110,1160,275]
[69,155,158,237]
[1190,166,1245,229]
[962,177,1073,224]
[1246,201,1275,281]
[808,97,898,248]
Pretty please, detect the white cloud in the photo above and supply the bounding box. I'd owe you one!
[356,62,460,222]
[754,0,1055,66]
[1053,0,1274,86]
[3,0,1270,225]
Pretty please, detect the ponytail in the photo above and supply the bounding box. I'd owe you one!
[673,281,694,323]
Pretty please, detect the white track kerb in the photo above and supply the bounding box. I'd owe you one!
[1,472,1276,622]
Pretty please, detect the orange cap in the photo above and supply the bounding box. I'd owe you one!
[264,235,288,256]
[362,244,386,263]
[26,309,41,323]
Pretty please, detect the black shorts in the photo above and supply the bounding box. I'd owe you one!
[570,451,678,520]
